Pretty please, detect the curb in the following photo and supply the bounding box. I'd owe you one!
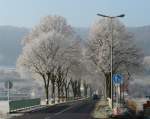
[10,97,89,113]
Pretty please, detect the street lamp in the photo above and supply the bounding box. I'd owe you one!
[97,13,125,109]
[97,13,125,18]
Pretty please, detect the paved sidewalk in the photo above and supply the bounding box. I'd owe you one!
[92,99,112,119]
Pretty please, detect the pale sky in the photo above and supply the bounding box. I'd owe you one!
[0,0,150,28]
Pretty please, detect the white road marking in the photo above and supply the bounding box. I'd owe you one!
[44,104,75,119]
[44,99,87,119]
[54,104,75,115]
[44,116,51,119]
[44,101,82,119]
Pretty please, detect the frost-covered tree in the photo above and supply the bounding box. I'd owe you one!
[23,15,73,45]
[87,18,143,98]
[17,15,81,104]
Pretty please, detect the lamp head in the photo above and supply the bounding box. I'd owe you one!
[117,14,125,18]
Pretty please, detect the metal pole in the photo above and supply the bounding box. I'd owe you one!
[8,81,10,102]
[97,13,125,109]
[104,77,106,99]
[116,84,119,107]
[123,81,125,104]
[120,84,121,106]
[8,82,10,113]
[110,18,114,109]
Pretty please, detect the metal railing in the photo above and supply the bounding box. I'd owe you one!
[9,98,41,112]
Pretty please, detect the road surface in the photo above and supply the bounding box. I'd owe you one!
[10,99,97,119]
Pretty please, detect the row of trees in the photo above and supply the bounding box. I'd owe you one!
[17,16,94,104]
[17,15,143,104]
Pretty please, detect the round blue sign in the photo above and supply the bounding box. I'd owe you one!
[113,74,123,84]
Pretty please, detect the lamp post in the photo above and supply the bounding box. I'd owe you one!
[97,13,125,109]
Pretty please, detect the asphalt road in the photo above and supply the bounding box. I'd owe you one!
[10,99,97,119]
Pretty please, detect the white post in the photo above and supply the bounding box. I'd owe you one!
[8,81,11,113]
[116,84,118,108]
[110,18,113,109]
[8,82,10,102]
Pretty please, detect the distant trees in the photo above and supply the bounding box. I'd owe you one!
[86,18,143,98]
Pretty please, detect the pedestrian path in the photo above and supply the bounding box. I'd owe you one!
[92,98,112,119]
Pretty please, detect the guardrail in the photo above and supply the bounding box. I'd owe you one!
[9,98,41,112]
[9,97,89,113]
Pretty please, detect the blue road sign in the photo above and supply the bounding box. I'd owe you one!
[113,74,123,84]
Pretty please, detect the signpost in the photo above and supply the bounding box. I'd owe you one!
[113,74,123,109]
[113,74,123,84]
[5,81,13,102]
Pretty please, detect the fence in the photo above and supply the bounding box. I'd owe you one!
[9,98,41,112]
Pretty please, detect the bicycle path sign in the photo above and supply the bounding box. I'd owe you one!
[113,74,123,84]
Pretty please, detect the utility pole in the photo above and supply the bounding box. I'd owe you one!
[96,13,125,109]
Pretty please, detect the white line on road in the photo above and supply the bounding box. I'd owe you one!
[44,104,75,119]
[44,101,83,119]
[54,104,75,115]
[44,116,51,119]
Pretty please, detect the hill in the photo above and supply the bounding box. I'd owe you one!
[0,25,150,67]
[0,26,28,67]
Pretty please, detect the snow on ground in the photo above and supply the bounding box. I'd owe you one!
[0,101,9,118]
[132,98,148,111]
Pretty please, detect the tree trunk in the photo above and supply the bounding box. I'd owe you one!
[51,80,55,104]
[89,87,93,97]
[84,87,87,97]
[43,75,50,105]
[65,88,68,100]
[77,81,81,97]
[71,80,77,99]
[57,86,61,102]
[105,72,111,98]
[83,83,88,97]
[45,86,49,105]
[64,81,70,101]
[65,86,68,101]
[60,85,64,102]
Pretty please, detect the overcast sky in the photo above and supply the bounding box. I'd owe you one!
[0,0,150,28]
